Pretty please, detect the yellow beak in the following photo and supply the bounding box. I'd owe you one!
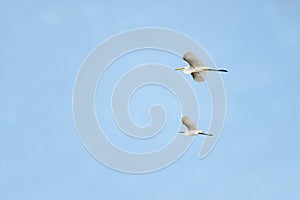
[175,67,184,71]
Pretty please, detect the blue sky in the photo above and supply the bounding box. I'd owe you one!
[1,0,300,199]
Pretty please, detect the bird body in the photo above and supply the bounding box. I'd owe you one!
[179,129,209,136]
[179,116,213,136]
[180,66,202,74]
[175,52,228,82]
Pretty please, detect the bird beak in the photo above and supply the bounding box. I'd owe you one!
[175,67,184,71]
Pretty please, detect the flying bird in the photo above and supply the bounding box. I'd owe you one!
[179,116,213,136]
[175,52,228,82]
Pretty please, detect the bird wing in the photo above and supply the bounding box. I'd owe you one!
[183,52,205,67]
[182,116,197,131]
[191,72,206,82]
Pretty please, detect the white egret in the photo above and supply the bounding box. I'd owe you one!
[179,116,213,136]
[175,52,228,82]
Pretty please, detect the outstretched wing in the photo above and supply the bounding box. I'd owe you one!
[191,72,206,82]
[182,116,197,131]
[183,52,205,67]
